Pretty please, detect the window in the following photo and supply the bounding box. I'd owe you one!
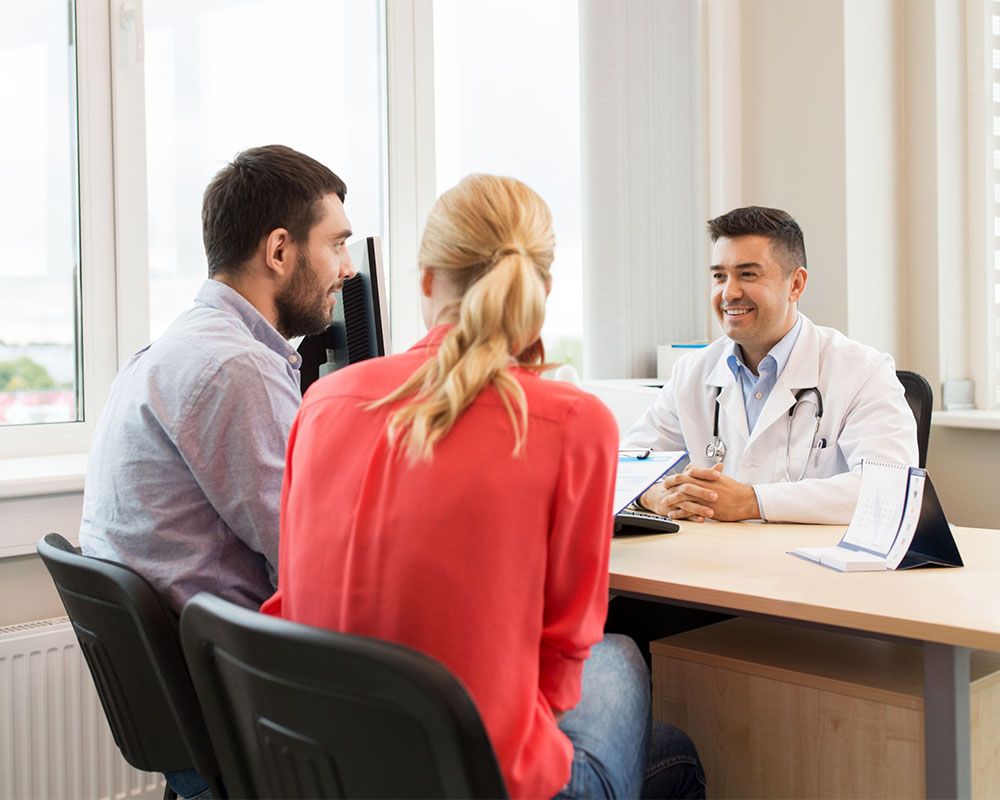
[142,0,387,340]
[0,1,81,426]
[0,0,575,460]
[0,0,388,458]
[432,0,583,371]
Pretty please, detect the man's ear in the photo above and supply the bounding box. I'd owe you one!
[788,266,808,302]
[264,228,294,279]
[419,266,434,298]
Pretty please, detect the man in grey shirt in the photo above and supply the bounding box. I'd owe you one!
[80,144,355,615]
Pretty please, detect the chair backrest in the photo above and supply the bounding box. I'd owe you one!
[36,533,221,786]
[180,593,508,800]
[896,370,933,468]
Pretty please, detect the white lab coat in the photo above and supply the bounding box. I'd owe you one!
[621,315,918,524]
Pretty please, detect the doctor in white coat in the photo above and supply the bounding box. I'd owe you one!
[622,206,917,525]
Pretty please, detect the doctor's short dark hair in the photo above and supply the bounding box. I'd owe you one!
[707,206,807,275]
[202,144,347,277]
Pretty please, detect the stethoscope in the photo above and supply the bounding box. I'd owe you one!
[706,386,824,482]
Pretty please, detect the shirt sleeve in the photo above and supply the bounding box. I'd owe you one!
[754,354,918,524]
[539,393,619,713]
[620,378,687,451]
[175,351,300,578]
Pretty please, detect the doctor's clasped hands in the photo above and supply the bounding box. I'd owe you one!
[641,462,760,522]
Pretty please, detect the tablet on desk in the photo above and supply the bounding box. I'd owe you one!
[613,450,687,535]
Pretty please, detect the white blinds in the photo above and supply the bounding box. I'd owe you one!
[579,0,707,379]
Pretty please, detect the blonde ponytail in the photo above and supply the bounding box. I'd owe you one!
[370,174,555,462]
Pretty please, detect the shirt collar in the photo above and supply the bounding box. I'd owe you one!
[726,313,803,382]
[194,279,298,364]
[410,324,452,352]
[408,325,534,374]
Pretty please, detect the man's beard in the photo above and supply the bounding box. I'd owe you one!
[274,253,340,338]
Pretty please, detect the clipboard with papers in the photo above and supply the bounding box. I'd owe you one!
[614,451,689,534]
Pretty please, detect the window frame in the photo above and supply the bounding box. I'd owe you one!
[0,0,423,462]
[966,0,998,411]
[385,0,436,352]
[0,0,119,459]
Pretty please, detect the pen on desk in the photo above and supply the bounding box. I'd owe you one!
[619,448,651,459]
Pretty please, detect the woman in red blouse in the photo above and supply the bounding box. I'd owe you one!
[262,175,702,799]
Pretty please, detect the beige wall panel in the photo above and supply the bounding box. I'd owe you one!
[653,619,1000,799]
[656,655,923,799]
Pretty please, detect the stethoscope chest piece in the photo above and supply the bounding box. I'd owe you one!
[705,437,726,462]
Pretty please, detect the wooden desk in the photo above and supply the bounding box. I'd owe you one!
[610,523,1000,799]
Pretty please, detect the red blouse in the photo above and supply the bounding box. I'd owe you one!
[261,326,618,799]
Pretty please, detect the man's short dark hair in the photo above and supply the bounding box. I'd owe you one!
[202,145,347,277]
[707,206,806,273]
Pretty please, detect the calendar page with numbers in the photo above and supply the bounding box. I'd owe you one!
[842,459,911,555]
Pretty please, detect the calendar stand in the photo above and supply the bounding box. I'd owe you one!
[790,464,962,572]
[894,475,963,569]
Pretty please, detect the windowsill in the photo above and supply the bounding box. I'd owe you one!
[0,453,88,500]
[931,410,1000,431]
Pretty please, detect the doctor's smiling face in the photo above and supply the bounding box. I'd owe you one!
[710,234,807,371]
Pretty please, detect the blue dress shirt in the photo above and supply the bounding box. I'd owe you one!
[726,315,803,433]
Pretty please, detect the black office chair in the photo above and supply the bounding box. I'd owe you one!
[180,593,508,800]
[896,370,933,468]
[36,534,225,800]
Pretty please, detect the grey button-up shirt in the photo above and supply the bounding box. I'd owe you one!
[80,279,301,612]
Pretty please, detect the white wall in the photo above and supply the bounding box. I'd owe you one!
[738,0,850,336]
[0,491,75,626]
[844,0,904,356]
[735,0,909,356]
[926,426,1000,530]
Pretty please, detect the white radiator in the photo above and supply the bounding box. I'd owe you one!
[0,617,163,800]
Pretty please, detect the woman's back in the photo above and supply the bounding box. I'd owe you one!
[263,326,617,799]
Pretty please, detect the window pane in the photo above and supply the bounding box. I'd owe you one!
[0,2,81,426]
[433,0,583,372]
[144,0,386,340]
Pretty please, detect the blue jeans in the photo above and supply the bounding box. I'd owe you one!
[644,720,706,799]
[163,768,213,800]
[554,634,705,799]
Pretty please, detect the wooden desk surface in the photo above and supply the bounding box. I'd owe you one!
[609,522,1000,651]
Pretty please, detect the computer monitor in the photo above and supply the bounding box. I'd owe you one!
[297,236,390,396]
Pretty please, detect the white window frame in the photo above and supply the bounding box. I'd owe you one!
[0,0,444,466]
[965,0,998,411]
[0,0,119,459]
[385,0,436,351]
[109,0,153,365]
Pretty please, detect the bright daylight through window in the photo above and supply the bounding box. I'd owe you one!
[0,1,80,427]
[143,0,386,341]
[433,0,583,372]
